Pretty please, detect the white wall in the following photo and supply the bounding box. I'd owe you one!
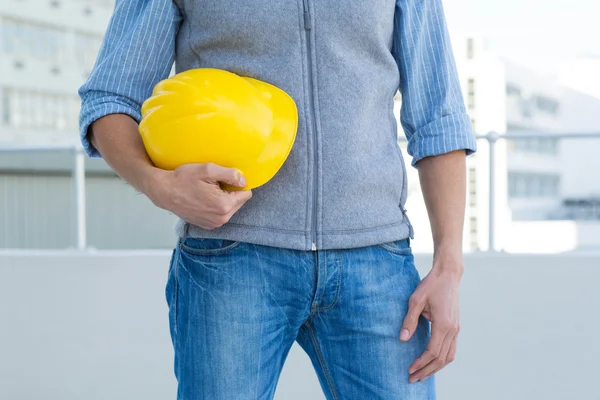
[468,48,511,252]
[1,252,599,400]
[403,35,511,252]
[503,220,600,253]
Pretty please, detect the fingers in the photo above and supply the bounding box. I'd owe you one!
[201,162,247,187]
[225,190,253,214]
[419,330,456,382]
[408,321,458,383]
[429,333,457,378]
[199,163,251,228]
[201,190,252,229]
[408,322,446,379]
[447,335,457,365]
[400,294,425,341]
[168,163,252,230]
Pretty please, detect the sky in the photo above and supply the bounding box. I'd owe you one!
[442,0,599,76]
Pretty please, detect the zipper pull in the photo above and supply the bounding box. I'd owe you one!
[311,242,317,251]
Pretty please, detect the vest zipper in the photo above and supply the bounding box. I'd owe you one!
[302,0,318,251]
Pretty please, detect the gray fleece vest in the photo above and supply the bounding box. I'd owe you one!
[173,0,413,250]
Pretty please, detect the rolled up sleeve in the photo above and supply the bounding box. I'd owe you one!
[78,0,182,158]
[392,0,477,166]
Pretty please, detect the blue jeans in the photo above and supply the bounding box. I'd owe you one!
[165,237,434,399]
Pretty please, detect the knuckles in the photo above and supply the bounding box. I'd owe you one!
[213,203,233,215]
[201,162,217,176]
[211,214,231,227]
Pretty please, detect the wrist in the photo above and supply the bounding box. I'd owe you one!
[141,167,172,209]
[432,246,464,277]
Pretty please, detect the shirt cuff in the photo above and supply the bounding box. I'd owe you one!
[78,97,143,158]
[406,113,477,167]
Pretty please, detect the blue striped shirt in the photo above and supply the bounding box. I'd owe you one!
[79,0,476,165]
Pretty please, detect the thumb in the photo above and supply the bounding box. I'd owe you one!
[400,297,424,342]
[203,164,246,187]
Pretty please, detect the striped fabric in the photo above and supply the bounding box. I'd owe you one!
[78,0,476,165]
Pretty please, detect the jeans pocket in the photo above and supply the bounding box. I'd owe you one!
[377,238,412,255]
[179,237,242,256]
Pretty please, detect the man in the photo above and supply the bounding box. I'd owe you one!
[79,0,476,398]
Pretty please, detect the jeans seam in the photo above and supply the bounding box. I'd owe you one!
[304,320,339,400]
[378,245,412,255]
[172,246,181,338]
[315,258,341,312]
[377,239,412,255]
[179,240,242,256]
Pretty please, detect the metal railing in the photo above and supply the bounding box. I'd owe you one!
[1,131,599,251]
[480,131,600,250]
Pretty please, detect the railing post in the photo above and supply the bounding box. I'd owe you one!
[488,132,498,252]
[73,147,87,250]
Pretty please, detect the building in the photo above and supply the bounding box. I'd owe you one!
[504,62,600,218]
[400,35,600,253]
[398,35,509,253]
[0,0,180,250]
[0,0,112,147]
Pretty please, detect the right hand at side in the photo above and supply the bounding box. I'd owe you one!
[147,162,252,230]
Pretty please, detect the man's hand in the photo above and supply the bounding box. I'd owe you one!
[401,149,467,383]
[87,115,251,230]
[400,251,463,383]
[148,163,252,230]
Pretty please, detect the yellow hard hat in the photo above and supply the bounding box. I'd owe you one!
[139,68,298,190]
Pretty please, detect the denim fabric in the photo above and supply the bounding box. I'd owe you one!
[165,237,434,399]
[79,0,476,251]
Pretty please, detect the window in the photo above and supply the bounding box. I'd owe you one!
[534,95,560,115]
[509,174,517,197]
[1,88,80,131]
[468,167,477,207]
[469,216,478,251]
[0,18,67,64]
[74,33,103,69]
[508,172,560,198]
[1,90,10,125]
[513,137,558,155]
[506,83,522,97]
[466,38,474,59]
[467,78,475,110]
[469,217,477,234]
